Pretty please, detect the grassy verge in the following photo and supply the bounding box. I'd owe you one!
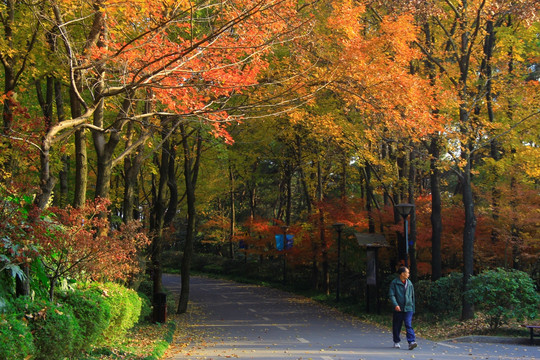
[81,317,179,360]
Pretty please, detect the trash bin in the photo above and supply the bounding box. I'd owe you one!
[153,292,167,323]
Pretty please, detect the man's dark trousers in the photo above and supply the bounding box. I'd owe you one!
[392,311,415,344]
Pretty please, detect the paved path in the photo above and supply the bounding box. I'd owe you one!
[162,274,539,360]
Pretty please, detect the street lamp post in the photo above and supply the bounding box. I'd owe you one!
[332,223,345,302]
[280,225,289,285]
[395,203,415,267]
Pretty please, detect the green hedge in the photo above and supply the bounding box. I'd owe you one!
[0,313,35,360]
[58,287,112,352]
[2,281,144,358]
[416,272,462,316]
[11,297,81,360]
[89,282,143,342]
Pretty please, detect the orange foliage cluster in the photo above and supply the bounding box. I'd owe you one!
[402,191,539,277]
[231,199,370,267]
[228,190,538,278]
[319,1,446,140]
[79,0,306,143]
[31,198,150,282]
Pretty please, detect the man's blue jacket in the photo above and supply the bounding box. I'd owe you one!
[388,277,415,313]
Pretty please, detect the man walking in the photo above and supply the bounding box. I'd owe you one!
[388,266,417,350]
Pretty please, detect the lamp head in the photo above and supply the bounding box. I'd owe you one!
[395,203,415,219]
[332,223,345,232]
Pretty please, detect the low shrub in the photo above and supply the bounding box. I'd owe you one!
[189,253,230,273]
[11,296,81,360]
[415,273,462,316]
[162,250,183,271]
[414,279,432,314]
[58,286,112,352]
[132,277,152,321]
[0,272,15,312]
[89,282,142,342]
[0,313,35,360]
[137,278,153,300]
[202,263,224,274]
[138,290,152,321]
[465,268,540,329]
[430,272,463,315]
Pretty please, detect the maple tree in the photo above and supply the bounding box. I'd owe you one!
[29,198,148,300]
[1,0,309,205]
[0,183,148,301]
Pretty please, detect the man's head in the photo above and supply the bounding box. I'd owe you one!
[397,266,410,281]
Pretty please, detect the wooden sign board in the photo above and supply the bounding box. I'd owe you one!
[355,233,389,247]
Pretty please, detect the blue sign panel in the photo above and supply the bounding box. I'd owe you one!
[276,234,294,250]
[285,234,294,250]
[275,234,284,251]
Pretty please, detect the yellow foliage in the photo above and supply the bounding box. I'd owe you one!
[516,146,540,179]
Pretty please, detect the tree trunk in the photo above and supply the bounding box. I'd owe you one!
[249,185,256,220]
[34,77,57,210]
[296,135,312,214]
[318,160,329,295]
[73,128,88,208]
[420,20,444,281]
[150,122,172,298]
[177,124,202,314]
[93,97,130,199]
[70,72,87,207]
[2,1,17,135]
[459,62,476,321]
[55,78,69,208]
[122,115,148,223]
[123,143,144,223]
[2,72,15,135]
[34,142,56,209]
[508,152,522,269]
[395,148,407,266]
[408,143,418,283]
[229,163,235,259]
[164,141,178,227]
[483,21,503,245]
[90,9,125,201]
[363,164,376,233]
[285,161,292,225]
[458,0,479,321]
[460,160,476,320]
[459,81,477,319]
[340,152,347,199]
[429,135,443,281]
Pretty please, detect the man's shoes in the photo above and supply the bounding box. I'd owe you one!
[393,343,401,348]
[408,342,417,350]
